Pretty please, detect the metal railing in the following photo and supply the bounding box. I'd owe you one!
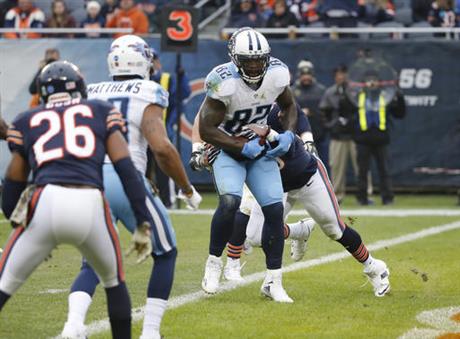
[221,26,460,39]
[195,0,231,31]
[0,27,133,35]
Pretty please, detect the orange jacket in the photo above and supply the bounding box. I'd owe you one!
[106,7,149,38]
[3,7,45,39]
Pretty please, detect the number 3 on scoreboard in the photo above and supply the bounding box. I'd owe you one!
[167,10,193,41]
[31,105,96,166]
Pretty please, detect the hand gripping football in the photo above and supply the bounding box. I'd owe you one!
[241,123,272,145]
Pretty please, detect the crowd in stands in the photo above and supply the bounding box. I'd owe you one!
[0,0,220,38]
[228,0,460,30]
[0,0,458,39]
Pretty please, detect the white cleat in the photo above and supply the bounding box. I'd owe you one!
[60,321,87,339]
[201,255,223,294]
[140,330,161,339]
[290,218,315,262]
[363,259,390,297]
[260,269,293,303]
[223,258,244,282]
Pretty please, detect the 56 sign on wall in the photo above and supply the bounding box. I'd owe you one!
[161,5,199,53]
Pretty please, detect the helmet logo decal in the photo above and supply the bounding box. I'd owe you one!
[247,31,253,51]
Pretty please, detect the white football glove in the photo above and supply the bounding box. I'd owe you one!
[127,222,152,264]
[177,185,202,210]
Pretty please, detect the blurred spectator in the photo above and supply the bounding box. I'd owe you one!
[100,0,119,24]
[28,48,60,107]
[147,48,192,208]
[0,0,17,28]
[292,60,329,174]
[46,0,76,38]
[267,0,299,27]
[342,69,406,205]
[257,0,274,21]
[358,0,395,25]
[428,0,456,27]
[411,0,433,22]
[228,0,265,28]
[456,0,460,25]
[289,0,320,25]
[320,65,358,204]
[319,0,359,28]
[139,0,161,33]
[106,0,148,37]
[80,1,106,38]
[0,117,8,140]
[4,0,45,39]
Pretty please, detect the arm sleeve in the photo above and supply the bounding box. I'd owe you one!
[7,124,26,158]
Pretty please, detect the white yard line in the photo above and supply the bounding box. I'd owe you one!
[167,209,460,217]
[51,220,460,338]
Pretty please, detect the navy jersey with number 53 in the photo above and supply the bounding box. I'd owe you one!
[7,98,124,189]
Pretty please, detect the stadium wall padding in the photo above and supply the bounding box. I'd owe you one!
[1,38,459,189]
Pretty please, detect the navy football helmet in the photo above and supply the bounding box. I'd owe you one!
[38,61,87,103]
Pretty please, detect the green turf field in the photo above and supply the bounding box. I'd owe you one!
[0,194,459,338]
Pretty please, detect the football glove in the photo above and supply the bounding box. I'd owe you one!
[266,131,295,158]
[304,141,318,156]
[189,147,206,171]
[241,137,265,159]
[177,185,202,210]
[204,143,220,168]
[127,221,152,264]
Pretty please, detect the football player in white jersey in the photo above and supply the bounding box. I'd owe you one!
[61,35,202,339]
[199,28,298,302]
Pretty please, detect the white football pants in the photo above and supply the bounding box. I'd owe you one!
[0,184,124,295]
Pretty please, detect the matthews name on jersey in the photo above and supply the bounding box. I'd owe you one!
[86,79,168,174]
[7,98,124,189]
[205,57,290,135]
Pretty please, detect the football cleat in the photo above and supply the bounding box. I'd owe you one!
[290,218,315,262]
[140,331,161,339]
[223,258,244,282]
[60,321,87,339]
[260,269,293,303]
[363,259,390,297]
[201,255,223,294]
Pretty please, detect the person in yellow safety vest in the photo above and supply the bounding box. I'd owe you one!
[147,47,192,208]
[346,71,406,206]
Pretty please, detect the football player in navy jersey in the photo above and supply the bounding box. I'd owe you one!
[194,103,391,298]
[199,28,298,302]
[0,61,154,338]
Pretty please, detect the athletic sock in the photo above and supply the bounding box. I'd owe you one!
[141,298,167,337]
[209,194,241,257]
[105,282,131,339]
[283,224,290,239]
[228,210,249,248]
[261,202,285,270]
[336,226,370,263]
[66,291,93,326]
[0,290,11,311]
[148,249,177,300]
[70,260,100,296]
[227,243,243,259]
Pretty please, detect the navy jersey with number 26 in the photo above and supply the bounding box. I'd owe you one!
[7,98,124,189]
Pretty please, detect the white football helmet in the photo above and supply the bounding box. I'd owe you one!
[228,27,271,84]
[107,34,153,80]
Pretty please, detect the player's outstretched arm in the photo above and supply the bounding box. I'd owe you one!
[199,96,246,153]
[0,118,8,140]
[106,130,152,263]
[141,103,201,209]
[2,152,29,219]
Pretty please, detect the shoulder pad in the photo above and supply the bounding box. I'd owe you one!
[139,80,169,108]
[267,58,290,89]
[205,63,237,104]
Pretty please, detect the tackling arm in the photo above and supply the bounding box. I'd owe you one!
[199,96,246,153]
